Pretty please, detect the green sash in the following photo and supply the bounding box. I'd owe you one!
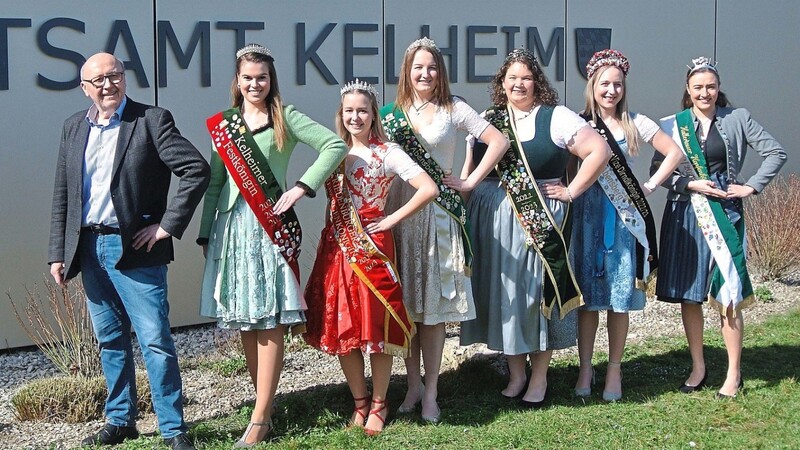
[671,109,753,312]
[580,114,658,290]
[482,104,582,319]
[380,102,473,272]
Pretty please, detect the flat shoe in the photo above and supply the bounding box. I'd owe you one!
[421,403,441,424]
[715,377,744,400]
[519,388,548,409]
[502,375,531,400]
[397,384,424,414]
[679,371,708,394]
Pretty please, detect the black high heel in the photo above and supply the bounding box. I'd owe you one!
[678,370,708,394]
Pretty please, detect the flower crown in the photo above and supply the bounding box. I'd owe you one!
[687,56,717,75]
[236,43,272,59]
[406,37,439,54]
[504,47,537,65]
[340,78,379,98]
[586,49,629,78]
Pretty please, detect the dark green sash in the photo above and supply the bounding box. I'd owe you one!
[673,109,753,310]
[482,104,582,319]
[380,102,473,271]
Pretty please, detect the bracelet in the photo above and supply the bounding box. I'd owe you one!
[643,180,657,191]
[565,186,573,203]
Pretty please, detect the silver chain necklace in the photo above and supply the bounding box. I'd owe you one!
[513,105,535,121]
[412,100,431,115]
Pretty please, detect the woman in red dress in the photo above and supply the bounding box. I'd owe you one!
[304,80,438,435]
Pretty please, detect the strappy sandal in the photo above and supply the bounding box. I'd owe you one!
[350,394,371,427]
[233,420,272,448]
[364,399,388,436]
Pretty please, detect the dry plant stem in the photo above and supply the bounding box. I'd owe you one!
[744,174,800,281]
[7,278,101,378]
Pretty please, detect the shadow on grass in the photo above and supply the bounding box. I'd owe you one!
[190,314,800,443]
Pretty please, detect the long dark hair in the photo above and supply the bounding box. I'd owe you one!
[231,51,288,150]
[681,67,730,110]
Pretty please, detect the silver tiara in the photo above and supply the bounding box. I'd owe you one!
[687,56,717,74]
[406,37,439,54]
[236,44,272,59]
[340,78,379,98]
[504,47,537,64]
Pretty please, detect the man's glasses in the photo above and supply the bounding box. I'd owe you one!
[82,72,124,88]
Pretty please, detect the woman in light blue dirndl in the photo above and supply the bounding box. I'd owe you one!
[571,50,684,401]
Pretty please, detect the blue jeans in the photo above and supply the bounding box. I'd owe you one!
[79,230,186,438]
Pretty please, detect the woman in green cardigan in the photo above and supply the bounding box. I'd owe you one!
[198,44,347,447]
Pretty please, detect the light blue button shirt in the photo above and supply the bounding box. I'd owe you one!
[81,97,127,227]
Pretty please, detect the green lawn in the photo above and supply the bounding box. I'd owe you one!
[115,309,800,449]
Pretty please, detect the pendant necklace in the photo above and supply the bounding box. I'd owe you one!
[513,105,535,121]
[412,100,431,115]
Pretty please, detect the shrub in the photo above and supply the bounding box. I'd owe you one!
[754,284,775,303]
[7,279,102,378]
[744,173,800,281]
[11,372,152,422]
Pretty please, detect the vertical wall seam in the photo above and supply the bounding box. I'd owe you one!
[153,0,158,105]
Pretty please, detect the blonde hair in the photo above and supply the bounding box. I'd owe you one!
[396,47,453,111]
[231,52,288,150]
[583,65,642,156]
[335,90,387,147]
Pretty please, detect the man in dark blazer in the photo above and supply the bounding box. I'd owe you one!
[48,52,209,450]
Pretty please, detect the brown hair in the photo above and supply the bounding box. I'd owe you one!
[490,51,559,107]
[396,47,453,111]
[231,51,288,150]
[681,67,730,110]
[583,65,643,156]
[335,90,388,147]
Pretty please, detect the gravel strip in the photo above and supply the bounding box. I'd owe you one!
[2,277,797,449]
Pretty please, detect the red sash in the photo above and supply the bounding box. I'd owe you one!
[206,109,301,281]
[324,138,414,356]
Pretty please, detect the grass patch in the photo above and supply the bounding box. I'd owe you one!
[198,354,248,377]
[108,310,800,449]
